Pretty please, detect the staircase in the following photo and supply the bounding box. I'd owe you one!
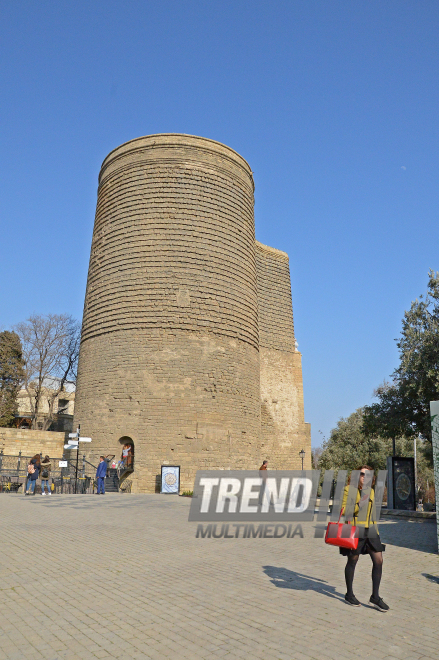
[105,468,120,493]
[117,458,134,482]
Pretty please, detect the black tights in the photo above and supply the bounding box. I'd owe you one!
[345,550,383,599]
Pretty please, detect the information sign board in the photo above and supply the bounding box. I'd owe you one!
[161,465,180,494]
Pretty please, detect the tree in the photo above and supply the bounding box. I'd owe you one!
[0,331,25,426]
[14,314,81,430]
[318,408,413,475]
[363,270,439,447]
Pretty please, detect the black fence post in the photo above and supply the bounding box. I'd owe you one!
[0,450,3,473]
[17,451,21,473]
[82,455,85,479]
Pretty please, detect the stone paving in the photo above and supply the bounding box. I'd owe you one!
[0,493,438,660]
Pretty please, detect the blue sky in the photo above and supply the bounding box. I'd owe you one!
[1,1,438,447]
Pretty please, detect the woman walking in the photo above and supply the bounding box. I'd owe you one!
[40,455,52,495]
[25,454,41,495]
[341,465,389,611]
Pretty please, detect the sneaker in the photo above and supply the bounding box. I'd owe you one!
[345,593,361,607]
[41,492,45,495]
[369,596,389,612]
[48,492,52,495]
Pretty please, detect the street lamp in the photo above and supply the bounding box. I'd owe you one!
[299,449,305,470]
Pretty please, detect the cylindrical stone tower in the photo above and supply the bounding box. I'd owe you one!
[74,134,261,492]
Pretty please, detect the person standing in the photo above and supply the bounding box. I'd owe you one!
[25,455,41,495]
[96,456,107,494]
[259,460,268,505]
[40,455,52,495]
[340,466,389,611]
[121,444,129,467]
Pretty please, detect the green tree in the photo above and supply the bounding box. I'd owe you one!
[363,270,439,444]
[319,408,433,501]
[318,408,411,475]
[0,331,25,426]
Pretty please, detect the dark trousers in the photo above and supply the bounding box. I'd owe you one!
[97,477,105,494]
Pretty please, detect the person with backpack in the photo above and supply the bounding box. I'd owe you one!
[40,455,52,495]
[25,454,41,495]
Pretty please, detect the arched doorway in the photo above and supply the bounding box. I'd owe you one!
[118,436,134,473]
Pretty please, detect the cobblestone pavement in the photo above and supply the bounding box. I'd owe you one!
[0,494,438,660]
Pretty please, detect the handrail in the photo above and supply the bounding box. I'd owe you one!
[117,456,135,481]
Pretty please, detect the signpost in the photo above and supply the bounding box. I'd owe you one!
[67,425,92,493]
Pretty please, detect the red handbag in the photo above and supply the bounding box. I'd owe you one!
[325,509,359,550]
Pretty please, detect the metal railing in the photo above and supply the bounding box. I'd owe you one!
[117,456,135,481]
[0,451,136,494]
[0,451,98,494]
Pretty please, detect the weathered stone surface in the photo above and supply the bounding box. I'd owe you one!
[0,428,66,457]
[256,242,310,469]
[74,134,310,491]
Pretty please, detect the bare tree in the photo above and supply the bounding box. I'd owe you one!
[14,314,81,430]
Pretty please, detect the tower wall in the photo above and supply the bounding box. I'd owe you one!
[255,242,311,469]
[74,135,262,492]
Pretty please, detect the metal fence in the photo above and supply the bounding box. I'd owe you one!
[0,451,98,494]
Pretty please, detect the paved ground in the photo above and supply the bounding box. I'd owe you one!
[0,494,438,660]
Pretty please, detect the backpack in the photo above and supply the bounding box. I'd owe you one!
[28,464,35,474]
[42,468,49,478]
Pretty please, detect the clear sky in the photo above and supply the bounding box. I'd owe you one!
[1,1,438,447]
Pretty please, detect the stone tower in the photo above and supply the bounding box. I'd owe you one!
[74,134,310,492]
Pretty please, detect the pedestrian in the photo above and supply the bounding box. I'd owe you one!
[25,454,41,495]
[96,456,107,494]
[126,443,133,467]
[259,460,268,505]
[341,465,389,611]
[121,444,129,467]
[40,455,52,496]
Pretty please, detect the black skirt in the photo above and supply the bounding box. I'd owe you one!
[339,527,386,556]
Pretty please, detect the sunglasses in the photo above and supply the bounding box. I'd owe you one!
[359,472,366,477]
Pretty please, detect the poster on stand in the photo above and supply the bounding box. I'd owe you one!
[390,457,415,511]
[161,466,180,494]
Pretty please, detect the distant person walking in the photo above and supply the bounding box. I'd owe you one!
[96,456,107,494]
[259,460,268,505]
[341,465,389,611]
[25,454,41,495]
[40,455,52,495]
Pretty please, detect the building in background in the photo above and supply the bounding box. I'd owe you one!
[15,383,75,432]
[74,134,310,492]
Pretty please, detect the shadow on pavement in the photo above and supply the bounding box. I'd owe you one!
[422,573,439,584]
[378,520,438,554]
[262,565,344,601]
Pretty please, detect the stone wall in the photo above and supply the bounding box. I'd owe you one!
[75,134,262,492]
[74,134,311,492]
[0,428,66,457]
[256,242,311,469]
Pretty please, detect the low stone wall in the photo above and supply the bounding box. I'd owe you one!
[0,428,67,457]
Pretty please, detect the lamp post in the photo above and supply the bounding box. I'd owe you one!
[299,449,305,471]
